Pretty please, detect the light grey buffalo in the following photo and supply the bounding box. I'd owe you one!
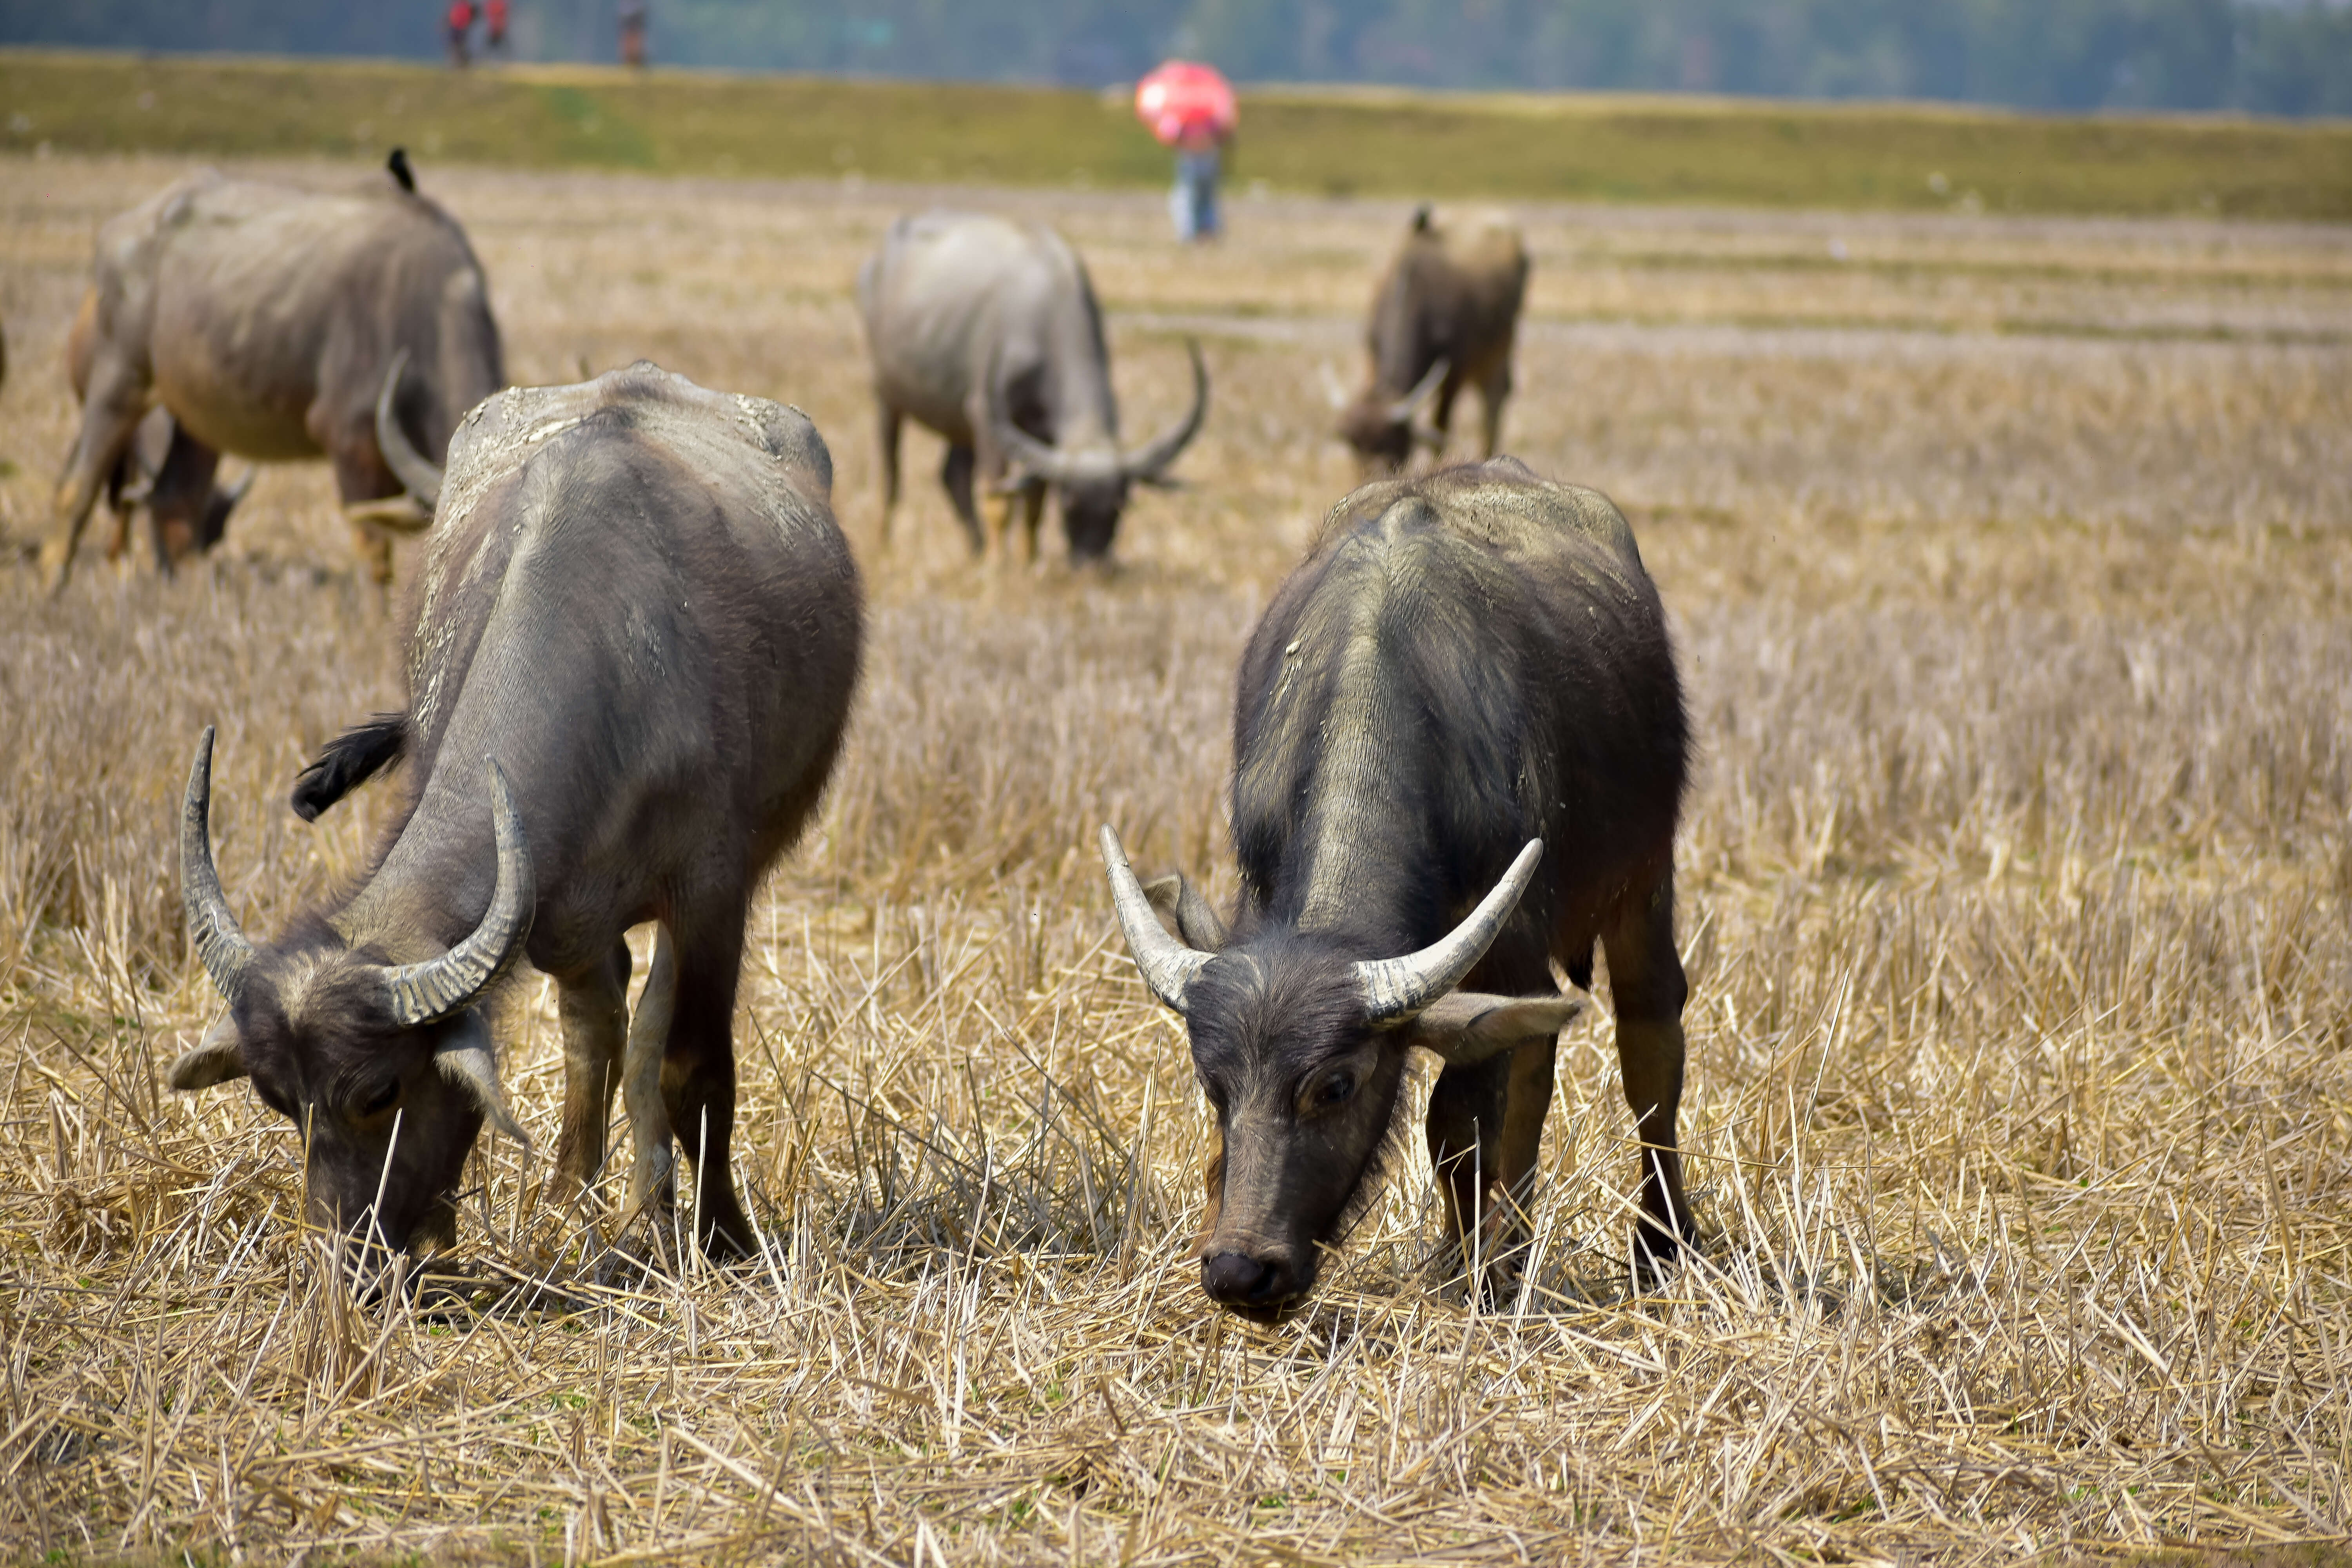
[1330,206,1529,476]
[857,210,1207,564]
[40,151,501,592]
[66,286,253,570]
[169,364,863,1262]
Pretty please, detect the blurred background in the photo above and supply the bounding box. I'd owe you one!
[2,0,2348,115]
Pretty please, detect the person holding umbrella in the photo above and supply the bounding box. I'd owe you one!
[1136,61,1237,243]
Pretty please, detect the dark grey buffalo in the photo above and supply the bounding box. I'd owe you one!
[169,364,863,1260]
[1102,458,1692,1314]
[857,210,1207,564]
[1330,207,1529,477]
[40,150,501,591]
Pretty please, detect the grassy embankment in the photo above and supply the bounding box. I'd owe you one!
[4,47,2350,218]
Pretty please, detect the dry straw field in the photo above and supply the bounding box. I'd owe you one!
[1,152,2349,1565]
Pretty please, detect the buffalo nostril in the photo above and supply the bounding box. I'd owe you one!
[1201,1250,1281,1305]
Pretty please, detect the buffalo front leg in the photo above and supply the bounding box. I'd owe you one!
[144,423,227,570]
[1601,869,1694,1272]
[552,939,631,1209]
[660,915,755,1259]
[618,924,677,1229]
[1426,1052,1511,1299]
[1018,482,1046,565]
[329,443,402,588]
[875,403,903,551]
[39,357,149,593]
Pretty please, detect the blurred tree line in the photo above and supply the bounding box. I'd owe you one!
[3,0,2346,115]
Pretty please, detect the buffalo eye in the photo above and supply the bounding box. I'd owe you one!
[1310,1071,1356,1111]
[356,1079,401,1117]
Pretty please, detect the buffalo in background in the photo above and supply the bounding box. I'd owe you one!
[1330,206,1529,476]
[66,287,253,570]
[858,210,1207,564]
[41,150,501,591]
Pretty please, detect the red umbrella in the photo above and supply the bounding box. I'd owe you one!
[1134,61,1237,147]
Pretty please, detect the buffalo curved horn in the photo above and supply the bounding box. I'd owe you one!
[993,417,1080,488]
[1099,825,1213,1013]
[378,766,535,1028]
[1121,338,1209,483]
[1318,361,1351,411]
[1353,839,1544,1024]
[374,348,445,511]
[181,726,256,1003]
[1387,358,1450,425]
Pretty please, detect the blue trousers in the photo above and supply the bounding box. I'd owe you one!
[1171,149,1221,241]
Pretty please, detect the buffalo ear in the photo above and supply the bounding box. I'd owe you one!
[432,1013,532,1150]
[1143,872,1230,951]
[1405,991,1582,1068]
[168,1010,248,1090]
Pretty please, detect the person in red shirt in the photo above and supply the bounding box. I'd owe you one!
[446,0,475,67]
[484,0,509,51]
[619,0,648,67]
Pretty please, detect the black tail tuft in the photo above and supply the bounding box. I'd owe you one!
[292,713,408,822]
[387,147,416,193]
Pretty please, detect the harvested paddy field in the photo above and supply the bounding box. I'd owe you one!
[0,154,2348,1564]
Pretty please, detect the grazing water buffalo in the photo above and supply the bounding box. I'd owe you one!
[169,364,863,1260]
[1330,206,1528,477]
[1102,458,1692,1314]
[66,287,253,570]
[857,210,1207,564]
[40,150,501,592]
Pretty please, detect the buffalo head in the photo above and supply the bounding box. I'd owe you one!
[169,728,534,1254]
[1099,828,1579,1315]
[993,341,1208,561]
[1331,358,1448,478]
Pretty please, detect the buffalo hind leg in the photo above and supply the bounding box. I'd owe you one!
[619,924,677,1229]
[659,912,755,1259]
[552,938,632,1213]
[1478,365,1512,459]
[1601,869,1693,1273]
[940,445,984,555]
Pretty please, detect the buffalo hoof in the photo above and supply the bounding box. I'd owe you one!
[35,537,73,595]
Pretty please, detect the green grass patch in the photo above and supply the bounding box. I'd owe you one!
[2,49,2348,218]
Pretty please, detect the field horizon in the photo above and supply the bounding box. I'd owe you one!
[5,48,2352,220]
[0,149,2349,1564]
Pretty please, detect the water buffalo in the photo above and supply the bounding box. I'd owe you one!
[1330,206,1528,477]
[857,210,1207,564]
[1102,457,1692,1314]
[169,364,863,1261]
[66,287,253,570]
[39,149,501,592]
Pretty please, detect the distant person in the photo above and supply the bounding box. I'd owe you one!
[1134,62,1236,245]
[484,0,509,53]
[1171,125,1225,243]
[446,0,475,67]
[619,0,648,67]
